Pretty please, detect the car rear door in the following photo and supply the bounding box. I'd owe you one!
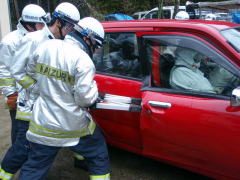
[137,32,240,179]
[91,31,143,154]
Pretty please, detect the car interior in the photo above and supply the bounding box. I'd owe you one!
[93,33,142,79]
[146,39,240,96]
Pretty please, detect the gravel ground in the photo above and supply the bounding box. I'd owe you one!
[0,94,213,180]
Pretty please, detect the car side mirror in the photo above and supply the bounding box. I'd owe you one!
[230,86,240,107]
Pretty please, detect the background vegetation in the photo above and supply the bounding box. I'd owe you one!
[9,0,230,29]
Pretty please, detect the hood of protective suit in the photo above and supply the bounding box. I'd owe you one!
[174,47,205,71]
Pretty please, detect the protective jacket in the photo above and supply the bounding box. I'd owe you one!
[170,47,215,93]
[25,38,98,147]
[0,23,28,97]
[10,26,55,120]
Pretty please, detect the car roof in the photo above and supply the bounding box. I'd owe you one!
[101,19,239,32]
[101,19,240,66]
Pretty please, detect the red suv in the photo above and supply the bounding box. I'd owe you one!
[91,19,240,180]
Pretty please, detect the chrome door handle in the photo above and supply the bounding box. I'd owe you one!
[148,101,171,108]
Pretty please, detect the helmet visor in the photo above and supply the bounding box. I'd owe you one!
[63,22,75,33]
[42,12,51,24]
[53,11,78,25]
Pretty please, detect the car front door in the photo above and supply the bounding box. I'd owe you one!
[138,32,240,179]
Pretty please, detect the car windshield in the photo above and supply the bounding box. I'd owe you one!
[221,27,240,53]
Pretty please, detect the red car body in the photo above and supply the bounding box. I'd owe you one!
[90,19,240,180]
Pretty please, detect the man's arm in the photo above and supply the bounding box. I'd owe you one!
[0,42,18,96]
[10,36,37,90]
[74,55,98,108]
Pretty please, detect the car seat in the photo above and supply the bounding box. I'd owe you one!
[159,53,175,88]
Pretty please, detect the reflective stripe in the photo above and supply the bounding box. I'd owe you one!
[29,120,96,139]
[90,173,110,180]
[19,75,36,89]
[0,166,14,180]
[0,78,15,86]
[73,152,85,160]
[16,111,31,121]
[36,63,75,85]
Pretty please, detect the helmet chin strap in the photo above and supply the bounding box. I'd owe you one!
[58,21,65,40]
[58,26,64,40]
[85,37,96,59]
[85,41,93,58]
[31,25,37,31]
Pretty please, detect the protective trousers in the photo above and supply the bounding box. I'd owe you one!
[9,110,17,144]
[0,120,30,180]
[18,125,110,180]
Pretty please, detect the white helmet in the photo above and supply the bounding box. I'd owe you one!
[53,2,80,25]
[186,1,193,6]
[175,11,190,20]
[205,13,217,21]
[21,4,46,23]
[75,17,105,48]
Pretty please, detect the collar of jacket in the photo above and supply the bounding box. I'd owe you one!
[64,33,90,55]
[44,26,55,39]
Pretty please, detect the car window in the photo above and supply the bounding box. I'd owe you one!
[143,35,240,96]
[221,27,240,53]
[144,11,154,19]
[151,11,158,19]
[144,10,171,19]
[93,32,142,79]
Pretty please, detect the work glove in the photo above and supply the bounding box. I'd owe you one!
[7,93,18,110]
[88,92,105,110]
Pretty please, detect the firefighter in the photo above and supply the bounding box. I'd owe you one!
[0,2,80,180]
[65,17,107,171]
[12,1,87,173]
[0,4,46,180]
[18,17,110,180]
[0,4,46,143]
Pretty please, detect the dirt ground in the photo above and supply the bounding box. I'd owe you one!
[0,94,213,180]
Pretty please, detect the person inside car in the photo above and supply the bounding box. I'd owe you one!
[169,47,216,93]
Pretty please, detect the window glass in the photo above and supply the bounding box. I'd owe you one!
[163,10,171,19]
[144,12,153,19]
[144,35,240,96]
[93,33,142,79]
[151,11,158,19]
[145,10,171,19]
[221,27,240,52]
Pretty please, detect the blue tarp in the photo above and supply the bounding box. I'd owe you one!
[231,11,240,24]
[104,13,134,21]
